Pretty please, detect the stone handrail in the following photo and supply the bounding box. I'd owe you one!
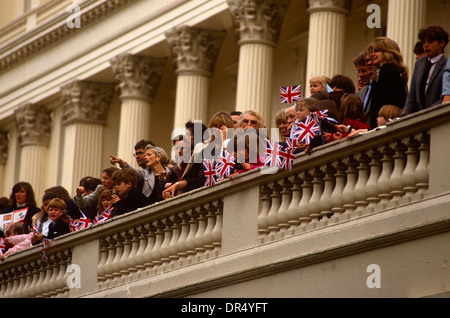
[0,103,449,298]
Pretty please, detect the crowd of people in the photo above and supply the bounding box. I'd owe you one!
[1,25,449,260]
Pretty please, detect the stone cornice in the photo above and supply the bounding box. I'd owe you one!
[0,0,137,74]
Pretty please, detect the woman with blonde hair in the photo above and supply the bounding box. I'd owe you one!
[366,37,408,128]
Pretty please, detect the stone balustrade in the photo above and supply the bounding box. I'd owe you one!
[0,103,449,298]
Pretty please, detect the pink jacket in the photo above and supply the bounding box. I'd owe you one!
[4,233,33,256]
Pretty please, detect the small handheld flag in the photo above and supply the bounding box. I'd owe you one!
[280,85,302,104]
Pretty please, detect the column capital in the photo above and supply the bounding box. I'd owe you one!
[227,0,291,46]
[60,80,115,126]
[165,26,226,77]
[110,54,167,102]
[14,103,51,147]
[307,0,352,15]
[0,130,8,165]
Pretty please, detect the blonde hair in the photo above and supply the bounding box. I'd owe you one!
[238,109,266,129]
[367,37,408,81]
[309,75,329,88]
[378,105,403,121]
[145,144,168,166]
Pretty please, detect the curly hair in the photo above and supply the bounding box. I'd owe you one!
[367,37,408,82]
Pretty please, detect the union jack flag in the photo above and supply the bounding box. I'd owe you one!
[278,146,296,171]
[280,85,302,104]
[310,110,328,123]
[285,137,298,149]
[0,237,6,255]
[264,140,285,168]
[70,211,94,232]
[215,150,236,179]
[94,205,112,224]
[42,238,49,262]
[203,159,219,187]
[290,115,320,145]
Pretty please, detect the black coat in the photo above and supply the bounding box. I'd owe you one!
[111,188,150,217]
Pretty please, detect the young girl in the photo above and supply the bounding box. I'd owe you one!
[94,189,115,224]
[0,222,32,259]
[309,75,329,95]
[377,104,403,126]
[338,93,371,131]
[229,133,264,178]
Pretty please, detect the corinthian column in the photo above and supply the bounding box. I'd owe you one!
[15,103,52,196]
[60,80,114,194]
[110,54,166,165]
[228,0,290,121]
[387,0,426,85]
[165,26,226,130]
[305,0,352,83]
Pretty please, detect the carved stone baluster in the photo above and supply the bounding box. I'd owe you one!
[277,178,292,234]
[97,238,108,283]
[14,265,27,298]
[168,214,182,265]
[3,269,14,298]
[203,203,216,256]
[390,140,406,203]
[176,212,190,264]
[118,230,133,279]
[341,156,358,216]
[257,185,271,236]
[319,164,335,224]
[134,225,149,277]
[298,172,313,228]
[308,167,324,225]
[143,224,157,275]
[184,209,199,264]
[0,271,7,298]
[102,236,116,284]
[377,145,394,209]
[34,260,48,297]
[329,160,346,221]
[21,264,34,298]
[150,221,165,270]
[27,261,40,298]
[266,181,282,235]
[365,148,382,213]
[415,132,430,199]
[111,233,124,282]
[48,254,61,297]
[194,206,208,260]
[353,152,370,216]
[402,136,419,202]
[210,200,223,256]
[126,228,140,276]
[54,251,70,296]
[160,218,174,266]
[8,267,20,298]
[286,174,302,231]
[40,257,55,297]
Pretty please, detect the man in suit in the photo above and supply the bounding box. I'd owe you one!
[403,25,449,116]
[109,139,156,199]
[356,51,377,126]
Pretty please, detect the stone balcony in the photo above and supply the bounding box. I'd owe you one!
[1,103,450,298]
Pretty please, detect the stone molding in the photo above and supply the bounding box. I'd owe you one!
[14,103,51,147]
[306,0,352,15]
[0,130,7,165]
[60,80,115,126]
[227,0,291,46]
[110,53,167,102]
[0,0,137,74]
[165,26,226,77]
